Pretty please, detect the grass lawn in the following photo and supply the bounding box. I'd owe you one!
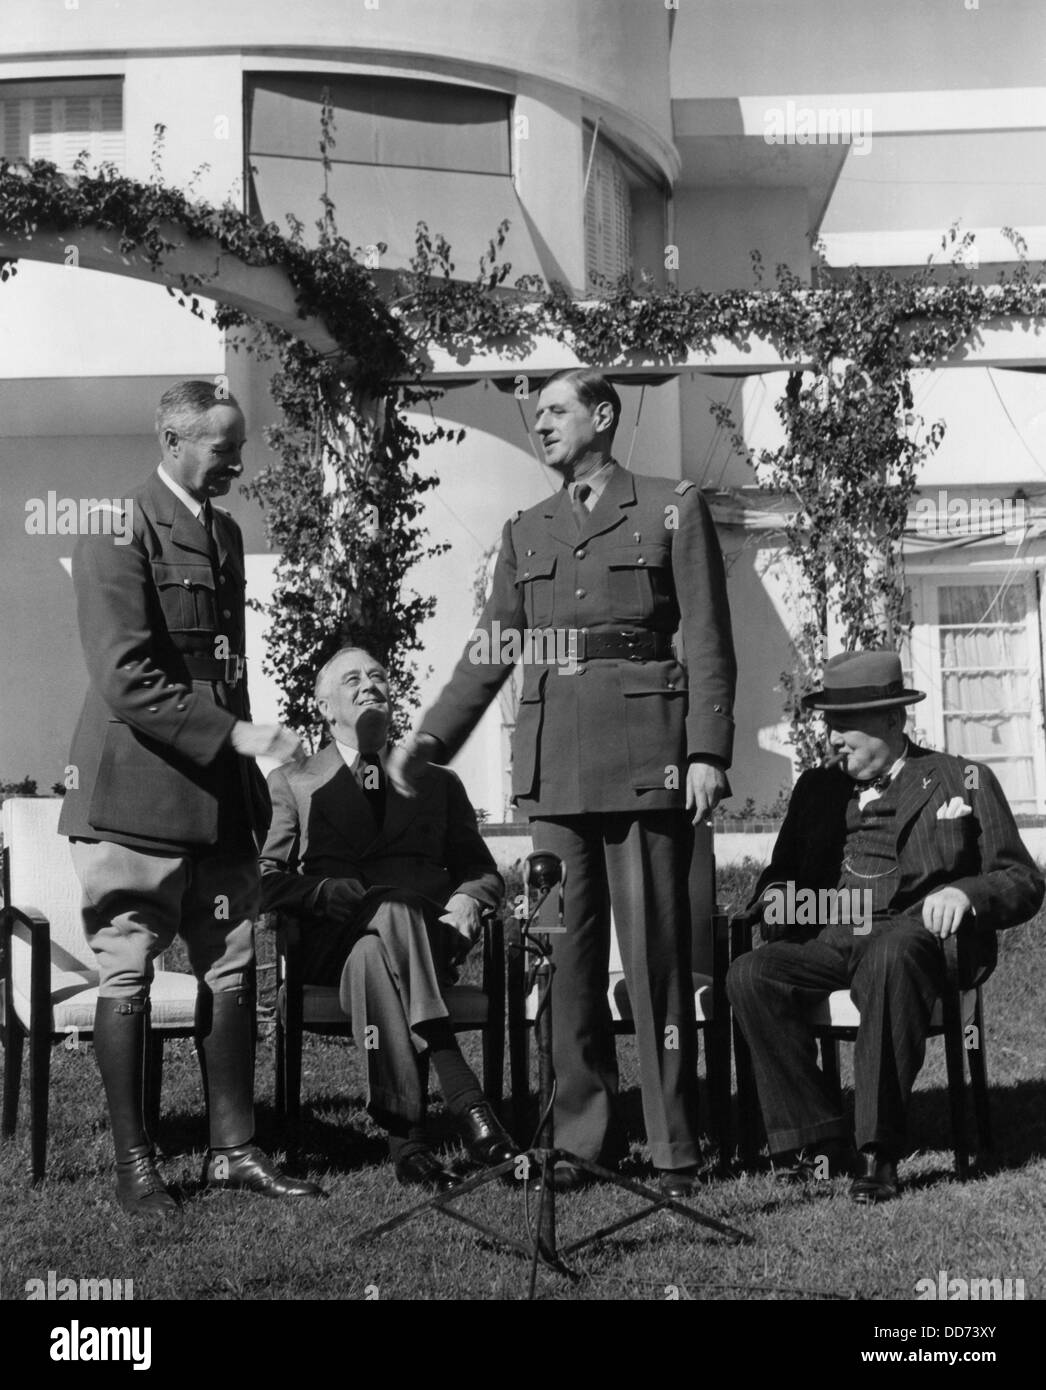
[2,862,1045,1303]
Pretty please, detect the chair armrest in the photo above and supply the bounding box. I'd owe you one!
[270,913,303,1033]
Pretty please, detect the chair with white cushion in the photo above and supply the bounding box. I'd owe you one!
[0,796,198,1182]
[272,911,505,1124]
[731,917,991,1178]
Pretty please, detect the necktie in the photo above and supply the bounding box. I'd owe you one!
[358,753,386,825]
[571,482,592,533]
[201,500,220,568]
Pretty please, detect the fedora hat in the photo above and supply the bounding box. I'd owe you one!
[802,650,926,712]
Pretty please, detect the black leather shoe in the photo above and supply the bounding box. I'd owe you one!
[459,1102,520,1166]
[202,1143,325,1199]
[849,1149,899,1204]
[115,1148,180,1219]
[657,1165,704,1199]
[528,1161,592,1194]
[395,1147,462,1194]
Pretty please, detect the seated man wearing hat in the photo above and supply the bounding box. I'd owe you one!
[728,650,1043,1202]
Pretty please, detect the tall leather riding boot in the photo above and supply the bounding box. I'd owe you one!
[93,996,178,1217]
[197,987,323,1199]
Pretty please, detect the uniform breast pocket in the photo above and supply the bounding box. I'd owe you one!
[153,562,217,632]
[514,554,557,628]
[606,544,671,622]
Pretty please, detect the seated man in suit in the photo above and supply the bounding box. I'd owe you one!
[260,645,519,1192]
[728,650,1043,1203]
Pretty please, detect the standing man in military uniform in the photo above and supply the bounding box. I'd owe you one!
[389,368,736,1196]
[60,379,322,1216]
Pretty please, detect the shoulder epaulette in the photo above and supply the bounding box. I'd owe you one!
[675,480,697,496]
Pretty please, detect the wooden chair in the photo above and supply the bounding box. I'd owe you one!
[731,914,991,1178]
[506,825,732,1162]
[272,910,506,1124]
[1,796,197,1182]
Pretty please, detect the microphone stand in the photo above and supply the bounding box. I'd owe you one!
[346,886,750,1294]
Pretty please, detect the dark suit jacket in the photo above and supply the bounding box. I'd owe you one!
[749,743,1044,981]
[59,469,268,852]
[259,742,503,925]
[419,462,737,816]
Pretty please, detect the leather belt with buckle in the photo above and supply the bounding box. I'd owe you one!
[575,629,673,662]
[181,652,246,686]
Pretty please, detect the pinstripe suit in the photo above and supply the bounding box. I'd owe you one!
[727,743,1043,1155]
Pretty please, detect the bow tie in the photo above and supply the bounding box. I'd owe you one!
[853,770,893,797]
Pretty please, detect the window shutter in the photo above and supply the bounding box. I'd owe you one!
[584,140,632,289]
[1,81,123,174]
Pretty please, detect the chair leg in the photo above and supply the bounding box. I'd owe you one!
[967,994,992,1155]
[704,1020,732,1171]
[941,996,970,1180]
[29,1022,50,1184]
[733,1015,761,1169]
[274,1015,286,1117]
[144,1029,163,1144]
[2,1023,25,1138]
[507,946,529,1139]
[481,1018,505,1120]
[819,1035,842,1107]
[285,1011,303,1127]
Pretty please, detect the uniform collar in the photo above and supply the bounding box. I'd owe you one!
[157,464,205,523]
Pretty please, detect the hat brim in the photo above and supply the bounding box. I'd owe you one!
[802,689,926,712]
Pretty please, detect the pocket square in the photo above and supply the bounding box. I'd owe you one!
[937,797,973,820]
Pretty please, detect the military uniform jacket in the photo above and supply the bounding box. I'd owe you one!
[748,743,1044,983]
[420,462,737,816]
[259,742,503,918]
[59,469,268,853]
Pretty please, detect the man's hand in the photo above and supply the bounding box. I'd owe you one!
[440,892,484,959]
[686,761,729,826]
[318,877,367,927]
[231,721,304,764]
[386,734,441,799]
[921,885,973,939]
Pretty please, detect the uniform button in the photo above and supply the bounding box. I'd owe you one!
[714,705,723,713]
[527,549,535,557]
[182,578,191,587]
[147,705,158,712]
[522,571,530,579]
[666,683,676,690]
[581,627,589,635]
[575,548,586,559]
[176,702,187,711]
[576,664,587,675]
[222,609,232,618]
[637,557,646,566]
[575,588,586,599]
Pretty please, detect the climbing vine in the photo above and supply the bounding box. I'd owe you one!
[1,140,1044,761]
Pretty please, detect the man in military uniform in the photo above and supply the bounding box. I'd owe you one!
[60,379,322,1216]
[390,368,736,1196]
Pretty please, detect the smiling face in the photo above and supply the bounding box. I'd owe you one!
[316,648,391,752]
[161,404,247,502]
[823,707,907,782]
[534,378,615,480]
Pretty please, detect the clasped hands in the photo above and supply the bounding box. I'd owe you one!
[318,878,483,959]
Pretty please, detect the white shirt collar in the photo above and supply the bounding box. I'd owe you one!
[158,464,206,522]
[857,740,910,806]
[334,739,387,773]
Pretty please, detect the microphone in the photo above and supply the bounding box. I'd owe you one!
[523,850,565,933]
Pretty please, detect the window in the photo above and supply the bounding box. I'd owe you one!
[0,78,123,174]
[902,573,1045,812]
[245,73,543,278]
[583,126,666,291]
